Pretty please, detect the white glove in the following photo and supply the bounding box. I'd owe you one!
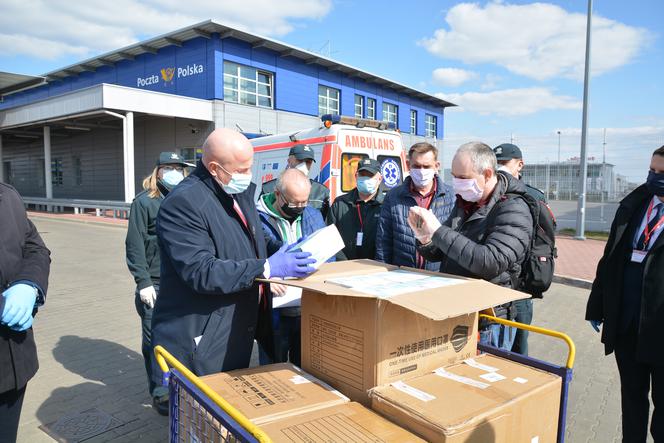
[407,206,442,244]
[139,286,157,309]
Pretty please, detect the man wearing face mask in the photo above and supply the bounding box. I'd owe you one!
[376,142,455,271]
[256,168,327,365]
[125,151,191,415]
[408,142,533,351]
[493,143,546,357]
[261,145,331,218]
[327,158,384,260]
[152,129,317,386]
[586,145,664,442]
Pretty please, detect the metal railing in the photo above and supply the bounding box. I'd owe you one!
[22,197,131,219]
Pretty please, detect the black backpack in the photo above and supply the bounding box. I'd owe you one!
[508,191,558,297]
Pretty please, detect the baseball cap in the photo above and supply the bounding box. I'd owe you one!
[493,143,523,161]
[289,144,316,161]
[157,152,193,167]
[357,158,381,175]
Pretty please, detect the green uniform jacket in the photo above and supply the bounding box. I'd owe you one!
[126,190,163,290]
[327,188,385,260]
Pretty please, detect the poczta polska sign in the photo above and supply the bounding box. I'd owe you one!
[136,63,204,88]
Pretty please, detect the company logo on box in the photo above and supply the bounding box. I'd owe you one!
[451,325,469,353]
[137,63,204,88]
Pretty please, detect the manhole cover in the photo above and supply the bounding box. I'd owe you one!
[40,407,123,442]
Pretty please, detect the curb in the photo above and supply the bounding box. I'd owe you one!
[553,274,593,290]
[29,214,128,230]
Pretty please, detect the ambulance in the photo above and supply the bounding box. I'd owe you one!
[249,114,408,202]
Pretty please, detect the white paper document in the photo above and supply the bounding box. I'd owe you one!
[271,286,303,308]
[326,269,465,298]
[289,224,345,269]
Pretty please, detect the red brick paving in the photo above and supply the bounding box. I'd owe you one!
[555,236,605,282]
[28,210,129,226]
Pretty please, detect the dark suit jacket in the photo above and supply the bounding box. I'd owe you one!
[586,184,664,364]
[0,184,51,393]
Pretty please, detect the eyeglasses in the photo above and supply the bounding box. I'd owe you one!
[280,193,308,208]
[162,165,184,173]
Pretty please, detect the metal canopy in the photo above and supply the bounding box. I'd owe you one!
[0,71,46,97]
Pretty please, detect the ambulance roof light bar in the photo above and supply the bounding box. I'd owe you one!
[321,114,396,131]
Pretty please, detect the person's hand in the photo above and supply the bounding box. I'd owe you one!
[268,244,317,279]
[2,283,38,330]
[407,206,442,243]
[589,320,602,332]
[271,283,288,296]
[139,286,157,309]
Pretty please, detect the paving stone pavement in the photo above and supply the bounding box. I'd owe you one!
[17,217,654,442]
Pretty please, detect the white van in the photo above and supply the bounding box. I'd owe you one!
[249,115,408,202]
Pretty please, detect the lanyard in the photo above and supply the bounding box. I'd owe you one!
[356,203,364,232]
[642,200,664,249]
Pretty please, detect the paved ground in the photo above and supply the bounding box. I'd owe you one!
[554,237,605,282]
[16,216,651,442]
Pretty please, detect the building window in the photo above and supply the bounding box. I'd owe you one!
[180,147,203,164]
[73,156,83,186]
[354,95,364,119]
[367,98,376,120]
[223,61,273,108]
[425,114,437,138]
[382,102,398,126]
[318,85,340,116]
[51,158,63,186]
[410,110,417,134]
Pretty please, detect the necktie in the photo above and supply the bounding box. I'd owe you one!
[636,202,664,250]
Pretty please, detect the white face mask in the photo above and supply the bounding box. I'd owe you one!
[216,164,252,195]
[497,165,512,174]
[161,169,184,187]
[453,177,483,202]
[293,161,310,177]
[410,168,436,188]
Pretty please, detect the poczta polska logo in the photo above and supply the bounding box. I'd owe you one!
[137,63,205,88]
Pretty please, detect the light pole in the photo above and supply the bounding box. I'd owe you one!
[557,130,561,200]
[575,0,593,240]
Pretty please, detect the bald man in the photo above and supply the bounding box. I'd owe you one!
[256,168,329,365]
[151,129,316,410]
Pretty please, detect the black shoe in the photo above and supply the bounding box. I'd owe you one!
[153,395,169,416]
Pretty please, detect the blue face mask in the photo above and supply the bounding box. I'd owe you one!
[646,170,664,196]
[356,176,378,195]
[162,169,184,187]
[216,164,252,195]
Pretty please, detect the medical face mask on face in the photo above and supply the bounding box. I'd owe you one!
[410,168,435,188]
[453,177,484,202]
[278,194,305,219]
[356,176,378,195]
[497,164,512,174]
[646,170,664,196]
[161,169,184,187]
[292,161,310,177]
[215,164,252,195]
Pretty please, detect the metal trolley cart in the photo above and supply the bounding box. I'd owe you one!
[155,315,575,443]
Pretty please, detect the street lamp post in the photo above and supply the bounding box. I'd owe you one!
[557,130,561,201]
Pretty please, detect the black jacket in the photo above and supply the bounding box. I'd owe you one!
[262,178,330,219]
[0,184,51,393]
[419,174,533,317]
[586,185,664,364]
[326,188,385,260]
[125,189,163,290]
[152,163,273,377]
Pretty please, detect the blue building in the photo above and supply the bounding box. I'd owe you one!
[0,20,453,203]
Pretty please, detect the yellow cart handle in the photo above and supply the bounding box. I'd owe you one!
[479,314,576,369]
[154,345,272,443]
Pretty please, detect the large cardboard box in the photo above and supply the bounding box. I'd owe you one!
[370,354,562,442]
[266,260,527,404]
[198,363,348,425]
[260,402,425,442]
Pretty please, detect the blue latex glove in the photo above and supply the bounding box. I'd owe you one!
[268,244,317,279]
[589,320,602,332]
[2,283,37,330]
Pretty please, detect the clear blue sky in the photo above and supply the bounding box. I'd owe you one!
[1,0,662,181]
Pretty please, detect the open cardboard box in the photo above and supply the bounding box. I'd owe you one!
[263,260,529,404]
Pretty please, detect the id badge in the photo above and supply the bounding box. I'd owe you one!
[356,232,363,246]
[631,249,647,263]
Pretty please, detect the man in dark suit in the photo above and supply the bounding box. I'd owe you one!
[0,183,51,442]
[586,145,664,442]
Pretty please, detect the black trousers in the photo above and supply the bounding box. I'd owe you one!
[614,328,662,443]
[135,283,167,399]
[0,386,26,443]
